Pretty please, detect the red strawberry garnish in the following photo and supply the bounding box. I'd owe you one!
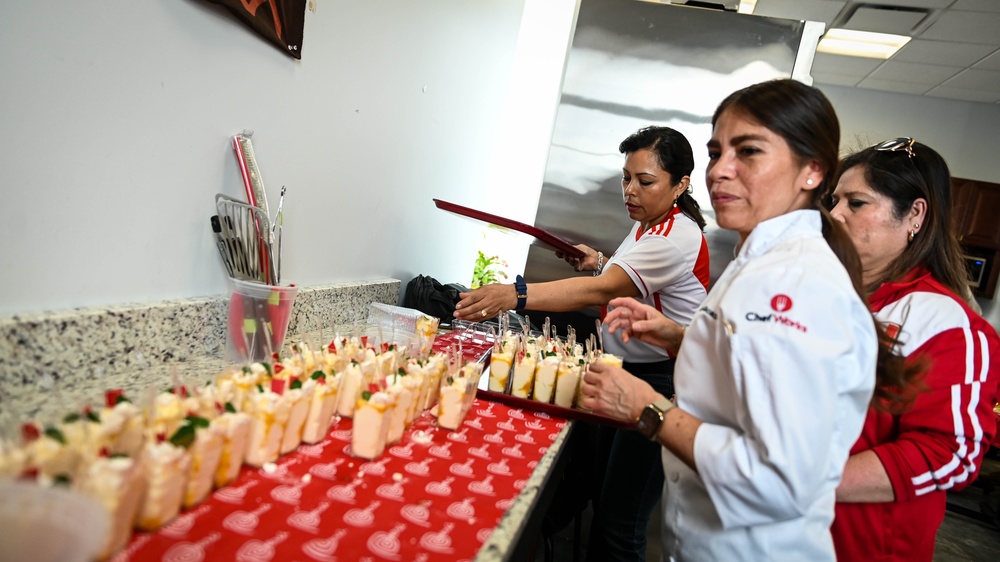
[156,432,167,444]
[272,352,281,363]
[361,335,369,348]
[98,447,110,458]
[274,363,285,374]
[327,341,337,354]
[367,382,380,394]
[20,423,40,443]
[271,378,286,396]
[381,342,390,353]
[105,389,124,408]
[19,467,39,480]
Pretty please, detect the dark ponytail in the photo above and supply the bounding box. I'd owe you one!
[716,79,925,412]
[677,191,707,230]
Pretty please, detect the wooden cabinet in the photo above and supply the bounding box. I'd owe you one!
[953,178,1000,249]
[952,177,1000,298]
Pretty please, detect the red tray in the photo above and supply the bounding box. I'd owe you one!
[433,199,585,258]
[476,389,636,430]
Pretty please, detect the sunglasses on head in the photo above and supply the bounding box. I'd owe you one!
[874,137,916,159]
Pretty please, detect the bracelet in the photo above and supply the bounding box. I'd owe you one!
[593,251,604,277]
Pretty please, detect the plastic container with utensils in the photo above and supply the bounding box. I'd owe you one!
[226,278,298,363]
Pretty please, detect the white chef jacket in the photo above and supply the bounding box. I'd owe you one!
[603,207,709,363]
[662,210,876,561]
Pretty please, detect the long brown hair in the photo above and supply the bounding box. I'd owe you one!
[714,79,923,412]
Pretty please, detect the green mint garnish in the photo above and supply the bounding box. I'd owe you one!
[290,379,303,390]
[85,410,101,423]
[446,376,455,385]
[361,390,372,401]
[53,474,72,486]
[62,412,81,424]
[256,384,265,393]
[311,370,325,380]
[115,394,130,404]
[241,366,251,375]
[108,453,129,459]
[185,415,210,429]
[169,425,196,449]
[261,362,273,376]
[225,402,237,413]
[44,426,67,445]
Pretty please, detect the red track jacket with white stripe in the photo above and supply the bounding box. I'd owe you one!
[832,267,1000,562]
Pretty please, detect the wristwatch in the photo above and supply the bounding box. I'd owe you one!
[636,396,674,441]
[514,275,528,311]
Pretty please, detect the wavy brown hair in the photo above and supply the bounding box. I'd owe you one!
[714,79,924,412]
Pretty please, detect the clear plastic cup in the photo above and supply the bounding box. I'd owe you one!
[226,278,299,363]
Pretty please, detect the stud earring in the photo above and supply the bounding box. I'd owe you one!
[806,179,814,186]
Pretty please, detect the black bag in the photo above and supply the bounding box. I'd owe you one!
[402,275,467,321]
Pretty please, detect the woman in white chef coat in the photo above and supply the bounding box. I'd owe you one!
[580,79,920,561]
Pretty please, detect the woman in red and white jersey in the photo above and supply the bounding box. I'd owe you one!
[455,125,709,561]
[828,137,1000,561]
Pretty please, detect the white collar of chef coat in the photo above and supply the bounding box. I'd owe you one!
[736,209,822,260]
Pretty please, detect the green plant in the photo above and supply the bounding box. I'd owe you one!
[471,250,508,289]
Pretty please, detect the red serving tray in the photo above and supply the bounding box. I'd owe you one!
[433,198,585,258]
[476,389,636,430]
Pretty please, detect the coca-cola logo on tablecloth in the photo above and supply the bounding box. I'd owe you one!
[121,401,565,561]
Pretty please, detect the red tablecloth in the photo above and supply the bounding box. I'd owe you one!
[115,399,566,562]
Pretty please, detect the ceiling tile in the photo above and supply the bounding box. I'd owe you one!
[924,85,1000,103]
[843,6,927,35]
[753,0,846,26]
[973,49,1000,71]
[811,72,863,87]
[870,60,963,85]
[812,52,885,76]
[920,10,1000,45]
[952,0,1000,13]
[892,40,996,67]
[942,68,1000,90]
[856,77,933,95]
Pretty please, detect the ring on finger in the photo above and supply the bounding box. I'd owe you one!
[480,309,488,317]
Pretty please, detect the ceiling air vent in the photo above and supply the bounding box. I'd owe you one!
[840,3,930,36]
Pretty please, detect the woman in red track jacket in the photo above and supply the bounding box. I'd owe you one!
[827,137,1000,561]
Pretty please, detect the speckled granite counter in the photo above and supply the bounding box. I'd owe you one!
[0,275,572,562]
[0,278,400,421]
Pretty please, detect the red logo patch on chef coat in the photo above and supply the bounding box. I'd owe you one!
[770,294,793,312]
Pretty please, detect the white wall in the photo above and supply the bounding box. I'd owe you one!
[819,84,1000,326]
[0,0,538,315]
[4,2,998,327]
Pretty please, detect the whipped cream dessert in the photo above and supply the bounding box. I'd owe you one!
[136,440,191,531]
[302,372,341,444]
[244,383,292,468]
[351,390,394,460]
[212,411,252,487]
[183,420,225,509]
[532,354,560,404]
[554,360,583,408]
[80,454,145,558]
[279,378,316,454]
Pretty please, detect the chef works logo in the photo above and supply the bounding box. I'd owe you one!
[745,294,807,333]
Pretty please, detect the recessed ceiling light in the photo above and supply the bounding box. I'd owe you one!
[816,28,911,59]
[738,0,756,14]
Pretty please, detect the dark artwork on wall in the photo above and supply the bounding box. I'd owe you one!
[204,0,306,60]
